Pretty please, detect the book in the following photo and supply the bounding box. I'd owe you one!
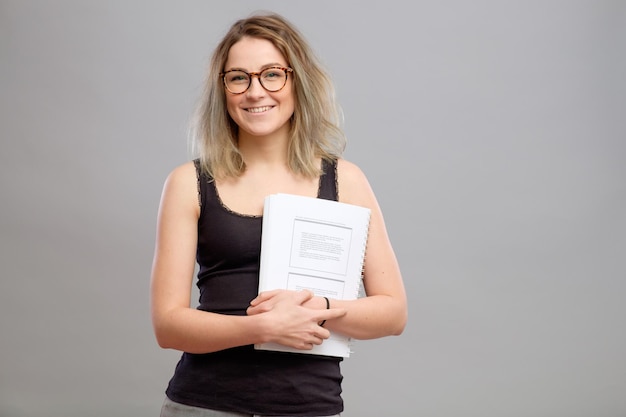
[254,193,371,357]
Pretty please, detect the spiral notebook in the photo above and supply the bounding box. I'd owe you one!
[254,193,371,358]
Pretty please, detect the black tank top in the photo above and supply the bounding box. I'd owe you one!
[165,159,343,416]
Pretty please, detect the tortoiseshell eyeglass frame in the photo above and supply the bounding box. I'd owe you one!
[220,66,294,94]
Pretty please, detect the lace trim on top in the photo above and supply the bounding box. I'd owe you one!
[213,180,262,219]
[194,159,202,209]
[194,158,338,218]
[332,160,339,201]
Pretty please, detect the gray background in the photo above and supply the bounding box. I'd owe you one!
[1,1,625,416]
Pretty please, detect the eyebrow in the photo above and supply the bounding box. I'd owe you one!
[224,62,286,72]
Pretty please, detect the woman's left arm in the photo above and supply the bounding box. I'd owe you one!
[320,159,407,339]
[248,159,407,339]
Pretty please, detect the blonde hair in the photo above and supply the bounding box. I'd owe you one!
[190,12,346,179]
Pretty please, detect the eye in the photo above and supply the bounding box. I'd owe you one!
[226,71,249,84]
[262,68,285,80]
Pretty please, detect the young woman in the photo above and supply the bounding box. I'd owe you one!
[151,12,407,417]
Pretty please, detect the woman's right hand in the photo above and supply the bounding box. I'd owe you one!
[247,289,346,350]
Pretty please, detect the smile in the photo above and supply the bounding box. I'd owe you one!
[246,106,273,113]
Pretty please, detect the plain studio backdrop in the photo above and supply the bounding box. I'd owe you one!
[1,1,625,416]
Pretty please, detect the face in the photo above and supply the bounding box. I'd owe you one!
[223,37,295,140]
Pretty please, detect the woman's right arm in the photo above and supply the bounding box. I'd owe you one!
[150,162,342,354]
[150,162,263,353]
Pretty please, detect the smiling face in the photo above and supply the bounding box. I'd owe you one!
[223,37,295,141]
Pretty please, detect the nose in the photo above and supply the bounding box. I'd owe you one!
[246,75,266,97]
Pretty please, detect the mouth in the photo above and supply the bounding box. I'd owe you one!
[245,106,273,113]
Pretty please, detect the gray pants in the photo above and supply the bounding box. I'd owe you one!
[160,396,340,417]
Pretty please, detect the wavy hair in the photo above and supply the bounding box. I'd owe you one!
[190,12,346,179]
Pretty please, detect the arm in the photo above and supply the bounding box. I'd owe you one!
[150,162,345,353]
[249,159,407,340]
[325,159,408,339]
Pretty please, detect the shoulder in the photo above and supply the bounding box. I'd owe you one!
[336,158,366,182]
[336,159,375,206]
[160,161,200,214]
[163,161,198,189]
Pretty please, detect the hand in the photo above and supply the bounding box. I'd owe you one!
[247,290,346,350]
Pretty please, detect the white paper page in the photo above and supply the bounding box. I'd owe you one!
[256,194,371,357]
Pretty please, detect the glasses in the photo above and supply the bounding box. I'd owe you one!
[220,66,294,94]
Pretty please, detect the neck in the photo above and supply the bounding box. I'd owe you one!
[237,125,291,168]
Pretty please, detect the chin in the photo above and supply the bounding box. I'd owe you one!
[241,121,291,138]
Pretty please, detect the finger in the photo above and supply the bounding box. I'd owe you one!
[249,289,281,306]
[294,289,314,304]
[315,327,331,340]
[246,299,273,315]
[246,304,260,315]
[316,307,347,323]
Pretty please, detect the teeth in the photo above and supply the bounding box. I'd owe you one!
[247,106,272,113]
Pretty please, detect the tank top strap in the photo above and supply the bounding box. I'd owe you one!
[193,158,215,210]
[318,158,338,201]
